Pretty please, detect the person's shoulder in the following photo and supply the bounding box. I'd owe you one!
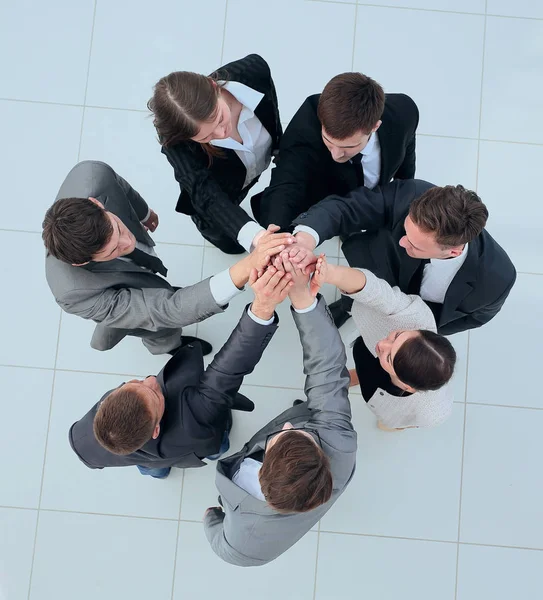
[383,93,419,125]
[472,230,516,282]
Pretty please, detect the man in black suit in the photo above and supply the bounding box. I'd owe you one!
[290,180,516,336]
[255,72,419,230]
[69,266,293,477]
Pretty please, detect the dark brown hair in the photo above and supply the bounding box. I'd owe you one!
[317,72,385,139]
[93,386,156,455]
[259,431,333,513]
[393,330,456,392]
[148,70,224,162]
[409,185,488,247]
[42,197,113,264]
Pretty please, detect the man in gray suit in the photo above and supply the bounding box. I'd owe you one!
[204,258,357,566]
[42,161,293,355]
[69,266,293,477]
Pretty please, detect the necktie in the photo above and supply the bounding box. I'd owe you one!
[127,247,168,277]
[407,258,430,294]
[350,153,365,187]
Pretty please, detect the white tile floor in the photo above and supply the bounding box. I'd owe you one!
[0,1,541,599]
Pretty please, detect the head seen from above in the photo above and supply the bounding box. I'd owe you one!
[149,71,235,149]
[318,72,385,162]
[401,185,489,260]
[259,422,333,513]
[42,197,136,265]
[375,329,456,393]
[93,376,166,455]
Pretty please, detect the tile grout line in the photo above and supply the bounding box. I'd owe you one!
[454,328,473,599]
[169,471,185,600]
[220,0,229,64]
[26,4,98,597]
[474,1,488,193]
[312,531,321,600]
[350,1,359,71]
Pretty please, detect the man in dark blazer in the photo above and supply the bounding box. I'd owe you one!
[291,180,516,336]
[43,161,293,355]
[156,54,283,254]
[69,266,293,477]
[255,72,419,230]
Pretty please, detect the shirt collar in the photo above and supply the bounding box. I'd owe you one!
[430,242,469,265]
[361,130,378,157]
[222,81,264,113]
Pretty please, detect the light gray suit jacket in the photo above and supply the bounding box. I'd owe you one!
[45,161,224,352]
[204,296,357,566]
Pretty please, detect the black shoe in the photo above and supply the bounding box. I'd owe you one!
[329,299,352,329]
[168,336,213,356]
[293,399,305,406]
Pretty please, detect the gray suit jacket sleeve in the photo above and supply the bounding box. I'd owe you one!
[197,306,278,410]
[57,277,223,331]
[292,296,352,432]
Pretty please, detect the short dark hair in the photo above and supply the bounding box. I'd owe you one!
[42,197,112,264]
[409,185,488,247]
[93,387,156,455]
[393,330,456,392]
[259,431,333,513]
[317,72,385,139]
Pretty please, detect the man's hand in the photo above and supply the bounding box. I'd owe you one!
[277,254,314,311]
[250,266,293,320]
[310,254,327,297]
[287,244,318,274]
[142,209,159,232]
[204,506,223,518]
[249,225,294,272]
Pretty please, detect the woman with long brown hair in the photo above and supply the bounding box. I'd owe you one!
[149,54,282,254]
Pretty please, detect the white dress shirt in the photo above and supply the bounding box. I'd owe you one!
[232,299,318,500]
[420,244,469,304]
[210,81,273,253]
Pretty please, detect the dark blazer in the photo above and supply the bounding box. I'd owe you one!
[161,54,282,241]
[69,307,279,469]
[292,179,516,335]
[257,93,419,230]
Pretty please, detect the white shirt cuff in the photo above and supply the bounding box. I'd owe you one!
[209,268,244,306]
[237,221,265,253]
[247,306,275,325]
[140,208,151,223]
[293,298,318,313]
[293,225,320,247]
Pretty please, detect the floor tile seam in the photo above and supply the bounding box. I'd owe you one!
[220,0,229,64]
[169,519,182,600]
[319,530,543,552]
[312,531,321,600]
[474,5,487,193]
[36,506,183,522]
[350,1,359,70]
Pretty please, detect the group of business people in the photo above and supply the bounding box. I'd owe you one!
[42,54,516,566]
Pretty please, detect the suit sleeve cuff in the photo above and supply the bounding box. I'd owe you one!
[237,221,265,253]
[293,225,320,246]
[292,298,318,313]
[209,268,245,306]
[140,208,151,223]
[247,306,275,325]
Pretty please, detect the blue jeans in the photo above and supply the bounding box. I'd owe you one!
[206,429,230,461]
[136,465,171,479]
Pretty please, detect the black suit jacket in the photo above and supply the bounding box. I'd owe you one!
[161,54,282,241]
[258,93,419,230]
[292,179,516,335]
[69,308,279,469]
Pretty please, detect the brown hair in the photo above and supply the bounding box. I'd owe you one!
[259,431,333,513]
[317,72,385,139]
[148,70,224,163]
[93,386,156,455]
[394,330,456,392]
[42,197,113,264]
[409,185,488,247]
